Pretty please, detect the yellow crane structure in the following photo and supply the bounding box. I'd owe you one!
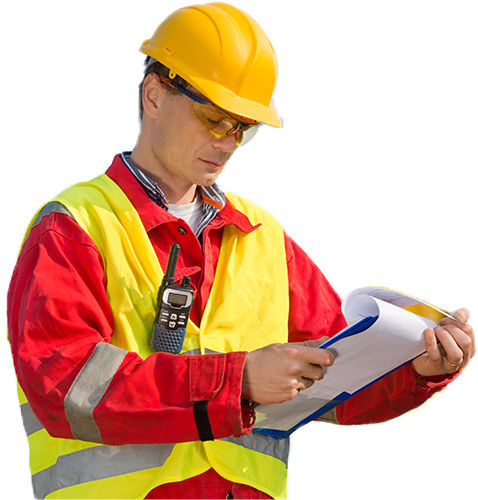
[245,0,478,500]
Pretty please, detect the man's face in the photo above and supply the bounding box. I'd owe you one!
[148,76,239,189]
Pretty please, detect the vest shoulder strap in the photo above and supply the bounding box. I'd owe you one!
[31,202,76,229]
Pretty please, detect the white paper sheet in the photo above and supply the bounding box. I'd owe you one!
[253,287,448,436]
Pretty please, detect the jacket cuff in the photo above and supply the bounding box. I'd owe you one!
[189,351,251,440]
[409,362,461,391]
[241,399,256,434]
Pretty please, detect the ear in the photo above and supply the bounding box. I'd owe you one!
[142,73,167,120]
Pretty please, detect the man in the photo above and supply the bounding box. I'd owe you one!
[7,3,475,499]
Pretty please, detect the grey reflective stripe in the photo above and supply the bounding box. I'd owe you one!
[220,433,290,467]
[31,202,76,229]
[20,403,44,436]
[183,349,289,466]
[32,442,174,499]
[64,343,128,444]
[181,349,201,355]
[181,348,216,356]
[318,407,339,424]
[182,349,290,467]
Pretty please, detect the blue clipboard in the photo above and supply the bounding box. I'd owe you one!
[253,315,380,439]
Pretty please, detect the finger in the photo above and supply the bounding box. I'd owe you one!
[423,327,442,364]
[301,364,325,382]
[297,377,316,391]
[440,308,470,325]
[435,326,465,366]
[298,346,335,367]
[438,323,474,365]
[299,337,330,349]
[439,315,474,343]
[452,308,470,323]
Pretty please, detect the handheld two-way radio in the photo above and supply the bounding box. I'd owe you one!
[150,244,194,354]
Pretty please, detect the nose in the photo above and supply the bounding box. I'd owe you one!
[213,133,239,154]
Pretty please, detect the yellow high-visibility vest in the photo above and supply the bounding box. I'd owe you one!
[18,174,290,499]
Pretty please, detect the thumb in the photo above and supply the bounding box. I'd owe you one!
[452,308,470,323]
[299,337,330,349]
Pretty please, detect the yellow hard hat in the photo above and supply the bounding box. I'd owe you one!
[139,2,282,127]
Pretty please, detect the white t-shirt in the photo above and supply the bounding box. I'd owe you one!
[169,194,204,235]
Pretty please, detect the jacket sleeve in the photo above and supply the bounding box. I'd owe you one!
[285,233,459,425]
[7,211,252,447]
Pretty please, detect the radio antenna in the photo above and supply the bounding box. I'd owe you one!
[162,243,180,287]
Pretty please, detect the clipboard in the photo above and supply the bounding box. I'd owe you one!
[252,287,450,439]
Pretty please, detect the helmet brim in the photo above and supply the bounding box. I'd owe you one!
[188,76,283,128]
[139,4,283,127]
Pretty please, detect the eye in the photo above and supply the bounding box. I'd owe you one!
[222,119,236,129]
[204,116,221,126]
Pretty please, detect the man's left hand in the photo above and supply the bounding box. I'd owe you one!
[413,308,475,377]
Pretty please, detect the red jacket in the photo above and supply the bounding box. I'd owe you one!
[7,155,457,498]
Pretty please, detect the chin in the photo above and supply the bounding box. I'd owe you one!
[197,174,221,187]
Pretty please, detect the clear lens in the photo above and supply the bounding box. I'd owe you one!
[190,102,259,146]
[238,125,259,146]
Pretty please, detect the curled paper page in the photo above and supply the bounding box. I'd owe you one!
[343,286,452,325]
[253,286,447,438]
[322,295,429,394]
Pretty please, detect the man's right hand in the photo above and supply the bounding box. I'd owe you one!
[241,339,334,404]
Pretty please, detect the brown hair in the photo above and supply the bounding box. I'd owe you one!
[138,56,191,121]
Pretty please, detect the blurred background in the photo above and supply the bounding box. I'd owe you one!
[1,1,476,498]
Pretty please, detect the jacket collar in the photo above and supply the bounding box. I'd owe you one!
[105,154,258,235]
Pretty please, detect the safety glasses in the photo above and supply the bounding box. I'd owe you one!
[160,77,261,146]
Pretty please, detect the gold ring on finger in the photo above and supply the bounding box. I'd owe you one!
[446,357,463,368]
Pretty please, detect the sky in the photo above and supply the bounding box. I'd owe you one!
[0,0,478,500]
